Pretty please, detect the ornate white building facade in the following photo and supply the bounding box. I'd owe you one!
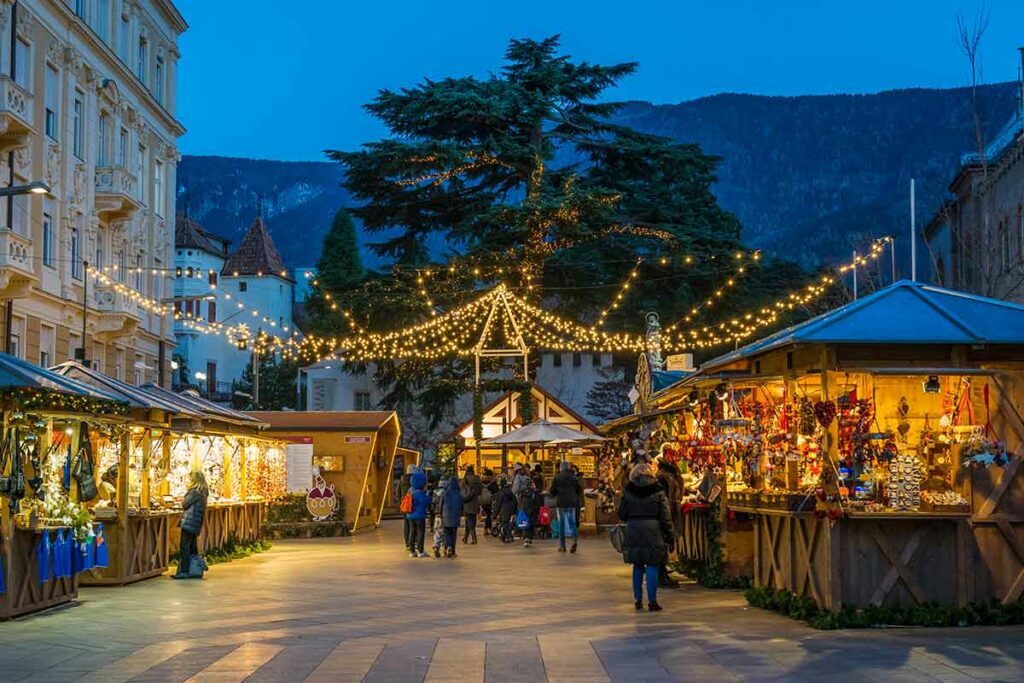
[0,0,185,384]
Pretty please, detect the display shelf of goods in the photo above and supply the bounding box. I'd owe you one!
[249,445,286,500]
[919,490,970,513]
[885,452,924,511]
[730,490,760,509]
[228,444,243,500]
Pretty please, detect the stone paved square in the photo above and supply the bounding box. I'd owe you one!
[2,521,1023,682]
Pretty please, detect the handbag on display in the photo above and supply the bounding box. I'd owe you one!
[94,523,109,568]
[72,424,98,503]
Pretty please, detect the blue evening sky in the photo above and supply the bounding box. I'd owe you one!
[175,0,1024,161]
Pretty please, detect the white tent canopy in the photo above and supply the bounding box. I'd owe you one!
[479,419,606,447]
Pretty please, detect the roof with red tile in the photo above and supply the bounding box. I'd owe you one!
[221,216,294,282]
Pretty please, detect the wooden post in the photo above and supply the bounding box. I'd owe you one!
[222,436,232,499]
[160,432,172,498]
[118,428,131,576]
[141,427,152,509]
[240,439,248,499]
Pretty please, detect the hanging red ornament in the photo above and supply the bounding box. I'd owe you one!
[814,400,837,428]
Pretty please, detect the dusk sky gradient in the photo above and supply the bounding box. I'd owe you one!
[174,0,1024,161]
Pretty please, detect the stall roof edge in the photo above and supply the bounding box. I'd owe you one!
[245,411,399,432]
[50,361,199,415]
[0,352,126,403]
[139,384,268,427]
[696,280,1024,373]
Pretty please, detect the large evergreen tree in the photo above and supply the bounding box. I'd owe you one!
[312,36,804,424]
[327,36,743,327]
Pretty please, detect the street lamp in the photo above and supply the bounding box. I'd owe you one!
[4,181,55,356]
[0,181,51,197]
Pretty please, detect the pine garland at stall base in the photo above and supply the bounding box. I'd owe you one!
[674,499,750,589]
[745,586,1024,630]
[169,538,272,568]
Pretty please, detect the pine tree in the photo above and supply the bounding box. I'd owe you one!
[317,209,364,292]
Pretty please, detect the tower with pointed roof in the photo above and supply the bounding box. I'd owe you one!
[172,211,296,400]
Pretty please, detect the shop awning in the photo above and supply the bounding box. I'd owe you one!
[0,351,124,403]
[700,280,1024,373]
[480,420,606,446]
[140,385,269,428]
[50,361,200,416]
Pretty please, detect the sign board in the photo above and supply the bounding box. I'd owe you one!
[666,353,694,372]
[285,441,314,494]
[345,436,371,444]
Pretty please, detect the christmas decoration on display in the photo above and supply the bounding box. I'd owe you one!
[305,471,338,521]
[886,452,924,510]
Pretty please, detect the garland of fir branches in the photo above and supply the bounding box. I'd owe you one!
[675,499,750,589]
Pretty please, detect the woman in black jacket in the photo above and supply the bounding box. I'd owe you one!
[617,462,674,611]
[174,470,209,579]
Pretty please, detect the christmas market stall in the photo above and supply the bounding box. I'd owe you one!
[0,352,130,619]
[139,386,286,555]
[690,280,1024,611]
[455,384,600,480]
[51,361,195,586]
[247,411,403,533]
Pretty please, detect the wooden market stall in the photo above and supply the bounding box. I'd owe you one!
[686,280,1024,610]
[0,353,131,619]
[51,361,194,586]
[455,385,600,481]
[140,386,286,555]
[247,411,403,532]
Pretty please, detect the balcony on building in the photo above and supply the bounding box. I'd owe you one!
[0,229,36,297]
[94,165,141,221]
[92,286,143,339]
[0,76,34,152]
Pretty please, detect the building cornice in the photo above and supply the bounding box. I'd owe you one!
[152,0,188,34]
[50,0,186,138]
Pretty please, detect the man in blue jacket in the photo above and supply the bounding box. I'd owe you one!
[406,471,430,557]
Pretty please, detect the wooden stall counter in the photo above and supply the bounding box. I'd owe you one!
[740,507,971,612]
[0,525,78,620]
[80,510,177,586]
[167,500,266,556]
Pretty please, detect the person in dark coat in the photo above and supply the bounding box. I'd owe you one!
[531,463,544,492]
[440,475,464,557]
[493,476,517,543]
[655,456,684,588]
[516,475,541,548]
[460,466,483,544]
[480,468,498,533]
[174,470,209,579]
[549,460,583,553]
[405,471,430,557]
[618,462,674,611]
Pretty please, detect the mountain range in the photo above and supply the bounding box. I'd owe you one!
[175,81,1021,272]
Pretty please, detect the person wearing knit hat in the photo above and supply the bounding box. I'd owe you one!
[617,462,674,611]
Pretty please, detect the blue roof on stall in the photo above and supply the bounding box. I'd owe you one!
[652,370,690,391]
[701,280,1024,372]
[0,351,124,401]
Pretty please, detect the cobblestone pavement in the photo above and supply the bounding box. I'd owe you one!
[1,521,1023,682]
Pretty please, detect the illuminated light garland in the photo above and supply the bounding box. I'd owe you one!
[664,237,891,351]
[594,258,642,328]
[86,266,170,316]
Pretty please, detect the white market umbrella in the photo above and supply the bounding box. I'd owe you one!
[480,420,605,447]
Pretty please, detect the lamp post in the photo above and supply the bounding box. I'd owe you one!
[2,181,53,355]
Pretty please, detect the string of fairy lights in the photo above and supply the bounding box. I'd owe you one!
[163,232,892,367]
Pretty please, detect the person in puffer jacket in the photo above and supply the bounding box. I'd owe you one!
[492,476,517,543]
[405,471,430,557]
[174,471,208,579]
